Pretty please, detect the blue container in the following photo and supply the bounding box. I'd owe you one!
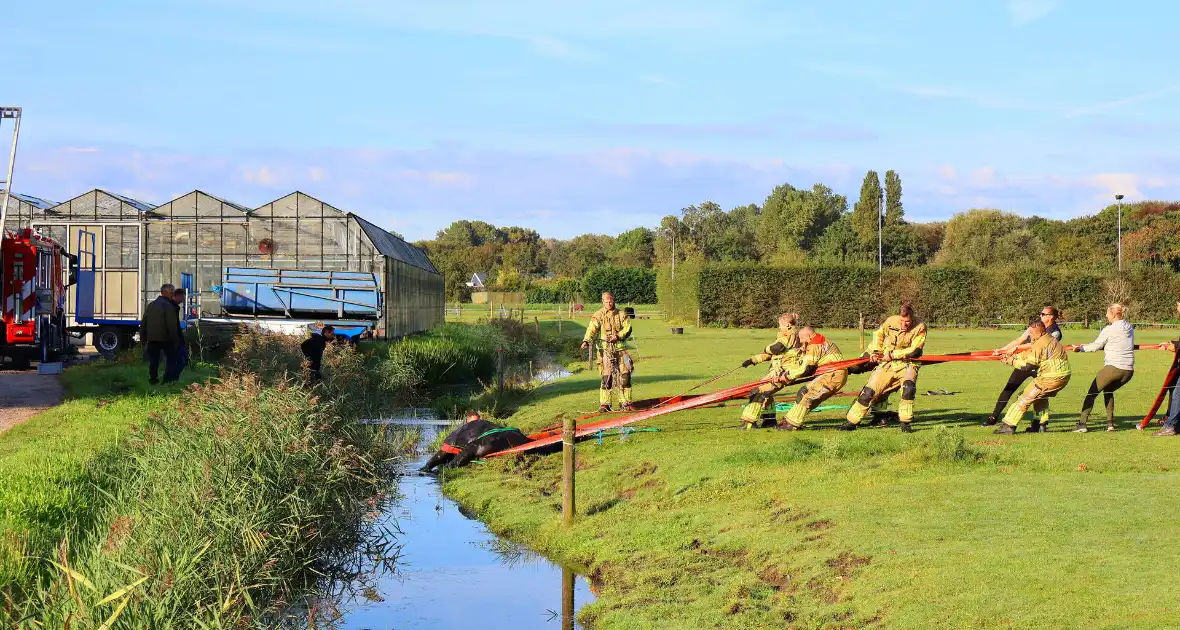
[219,268,383,320]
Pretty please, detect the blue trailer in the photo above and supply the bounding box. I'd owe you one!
[72,255,384,351]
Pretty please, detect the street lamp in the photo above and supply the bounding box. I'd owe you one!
[1115,194,1124,272]
[877,187,883,274]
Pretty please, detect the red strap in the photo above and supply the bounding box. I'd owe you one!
[440,443,462,455]
[1140,347,1179,429]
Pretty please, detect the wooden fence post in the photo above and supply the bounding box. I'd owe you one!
[562,413,576,526]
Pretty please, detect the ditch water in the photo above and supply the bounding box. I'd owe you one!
[309,421,596,629]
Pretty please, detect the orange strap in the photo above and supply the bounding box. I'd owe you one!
[440,443,462,455]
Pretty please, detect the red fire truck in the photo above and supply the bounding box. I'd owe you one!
[1,227,76,368]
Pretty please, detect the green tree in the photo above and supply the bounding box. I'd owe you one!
[609,227,655,267]
[851,170,883,262]
[756,183,846,258]
[884,170,903,226]
[935,209,1044,267]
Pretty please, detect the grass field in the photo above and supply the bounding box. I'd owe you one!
[0,358,215,589]
[444,319,1180,629]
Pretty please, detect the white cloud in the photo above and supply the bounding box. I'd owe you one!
[1065,83,1180,118]
[1083,173,1177,200]
[307,166,325,182]
[1006,0,1063,26]
[16,144,1180,241]
[639,75,677,87]
[395,169,474,187]
[240,166,282,187]
[62,146,100,154]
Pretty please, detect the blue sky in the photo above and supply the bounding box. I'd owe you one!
[5,0,1179,240]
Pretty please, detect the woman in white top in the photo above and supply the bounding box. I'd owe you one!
[1072,303,1135,432]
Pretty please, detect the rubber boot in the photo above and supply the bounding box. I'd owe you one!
[836,422,857,431]
[981,415,999,427]
[598,404,612,413]
[994,423,1016,435]
[899,422,914,433]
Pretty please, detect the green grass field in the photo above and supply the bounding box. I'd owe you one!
[0,358,214,589]
[445,319,1180,629]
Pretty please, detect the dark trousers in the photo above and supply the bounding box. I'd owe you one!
[146,342,181,384]
[1079,366,1134,425]
[169,343,189,377]
[991,366,1035,418]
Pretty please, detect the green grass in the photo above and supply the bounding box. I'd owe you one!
[1,338,405,626]
[444,320,1180,629]
[0,358,215,590]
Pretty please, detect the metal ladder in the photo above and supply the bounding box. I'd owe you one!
[0,106,23,233]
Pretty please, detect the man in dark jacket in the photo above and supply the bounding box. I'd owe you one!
[300,325,334,382]
[169,288,189,378]
[141,284,180,385]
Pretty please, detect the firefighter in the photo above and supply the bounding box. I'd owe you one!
[838,303,927,432]
[993,318,1071,434]
[737,312,801,429]
[776,325,849,430]
[581,292,635,412]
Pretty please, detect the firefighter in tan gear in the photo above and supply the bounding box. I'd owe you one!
[838,303,927,433]
[581,292,635,412]
[776,325,849,431]
[737,313,801,429]
[993,318,1071,435]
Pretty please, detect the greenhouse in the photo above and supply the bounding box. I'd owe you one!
[26,189,443,339]
[2,192,61,233]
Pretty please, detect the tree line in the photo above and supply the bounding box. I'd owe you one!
[414,170,1180,302]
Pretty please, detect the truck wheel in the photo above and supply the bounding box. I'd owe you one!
[95,327,128,353]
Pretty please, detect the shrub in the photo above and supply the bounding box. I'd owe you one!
[581,265,657,304]
[684,262,1180,327]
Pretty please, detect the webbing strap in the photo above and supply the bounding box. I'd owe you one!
[474,427,521,441]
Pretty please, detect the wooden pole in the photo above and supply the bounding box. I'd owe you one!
[561,566,575,629]
[562,413,576,526]
[859,312,865,351]
[497,348,504,397]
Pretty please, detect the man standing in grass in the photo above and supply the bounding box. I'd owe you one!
[839,302,926,433]
[140,283,180,385]
[776,325,848,431]
[581,292,635,413]
[738,312,801,429]
[301,325,335,383]
[993,318,1071,434]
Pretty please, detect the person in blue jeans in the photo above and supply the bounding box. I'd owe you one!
[1152,300,1180,437]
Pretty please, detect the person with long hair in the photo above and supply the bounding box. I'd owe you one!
[983,305,1063,431]
[1073,303,1135,432]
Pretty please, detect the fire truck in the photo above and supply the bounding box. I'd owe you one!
[0,227,77,369]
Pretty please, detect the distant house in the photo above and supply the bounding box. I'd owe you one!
[466,272,488,289]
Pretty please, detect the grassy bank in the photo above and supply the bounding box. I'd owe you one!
[444,320,1180,628]
[1,338,404,626]
[0,357,216,592]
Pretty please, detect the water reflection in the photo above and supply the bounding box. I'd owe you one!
[297,424,594,629]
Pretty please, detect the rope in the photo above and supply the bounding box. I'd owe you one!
[473,427,522,441]
[648,365,745,411]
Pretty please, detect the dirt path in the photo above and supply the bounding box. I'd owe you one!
[0,370,65,433]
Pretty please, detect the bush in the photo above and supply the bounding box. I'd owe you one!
[525,277,582,304]
[656,260,702,325]
[8,344,402,626]
[685,262,1180,328]
[581,265,656,304]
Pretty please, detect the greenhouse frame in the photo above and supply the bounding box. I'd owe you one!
[22,189,443,339]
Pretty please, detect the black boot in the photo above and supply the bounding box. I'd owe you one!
[776,422,802,431]
[836,422,857,431]
[993,423,1016,435]
[758,413,778,429]
[981,415,999,427]
[598,404,612,413]
[1023,421,1040,433]
[870,412,889,427]
[899,422,914,433]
